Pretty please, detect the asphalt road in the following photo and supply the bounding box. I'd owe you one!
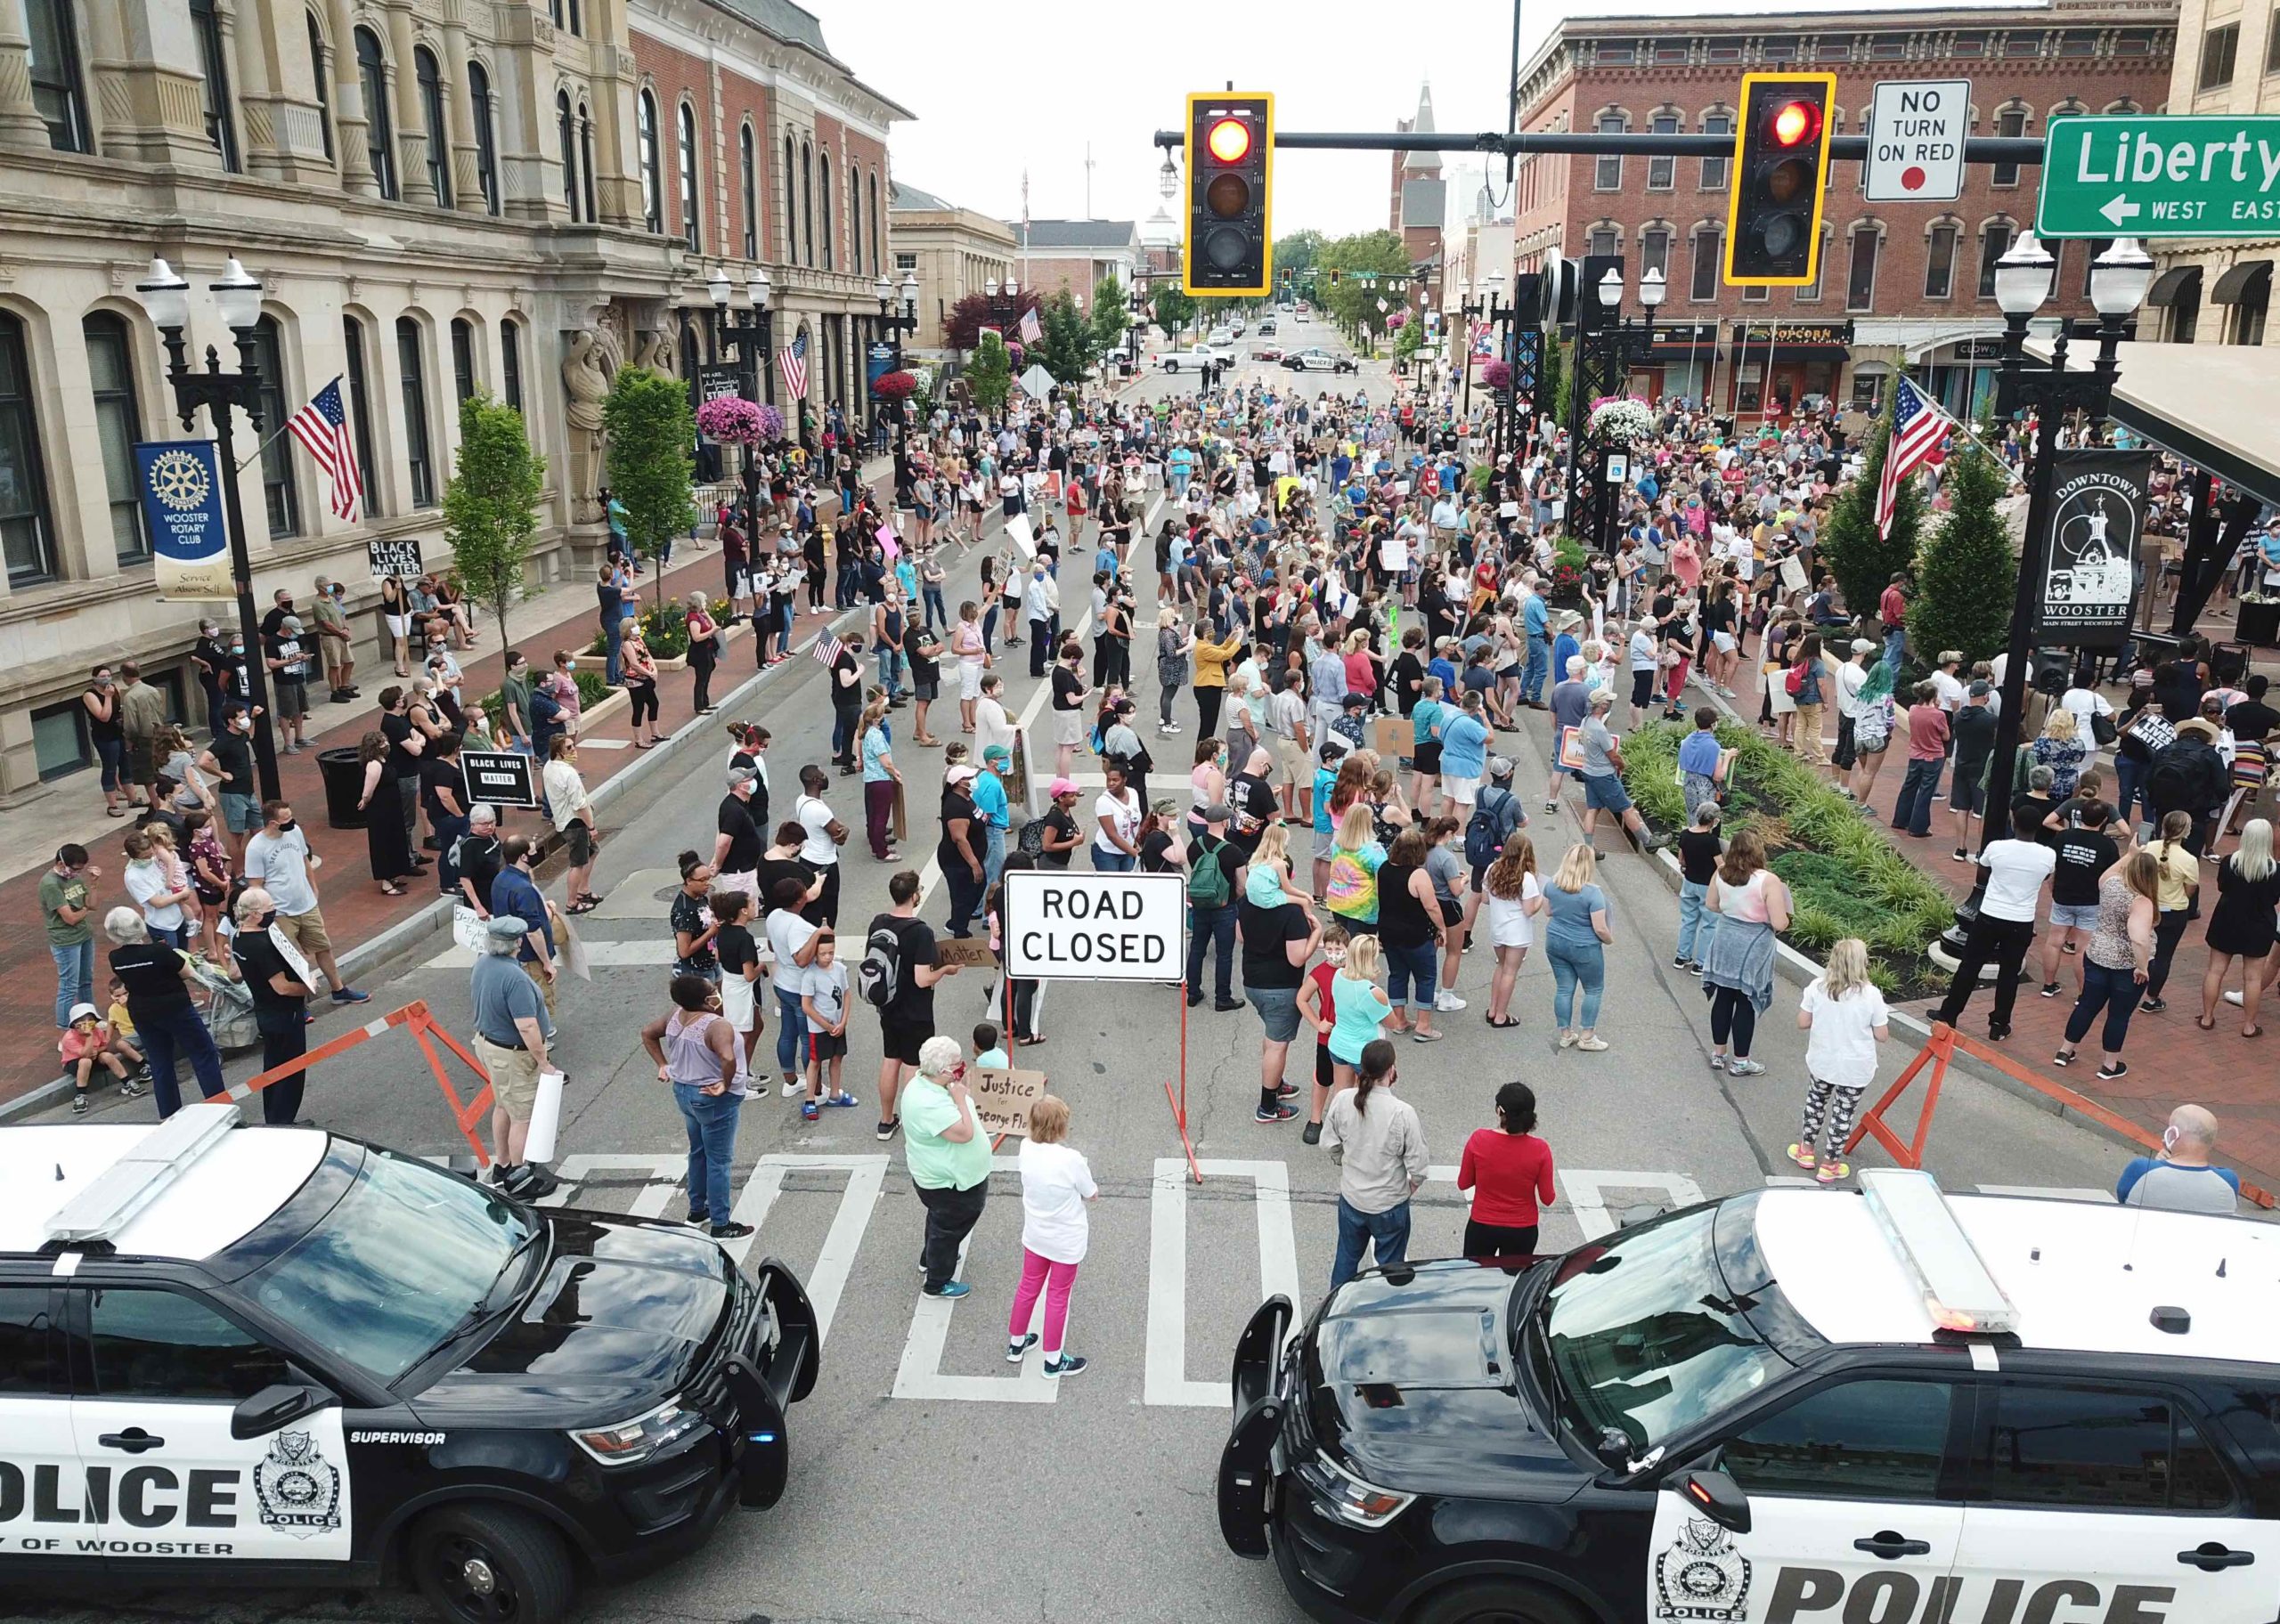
[7,339,2144,1624]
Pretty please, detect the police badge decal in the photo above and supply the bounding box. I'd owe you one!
[253,1430,343,1537]
[1655,1515,1753,1621]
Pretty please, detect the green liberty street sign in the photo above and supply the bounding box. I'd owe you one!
[2038,114,2280,238]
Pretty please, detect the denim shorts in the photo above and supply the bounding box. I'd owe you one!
[1583,772,1633,814]
[221,792,260,834]
[1250,985,1301,1043]
[2048,901,2100,931]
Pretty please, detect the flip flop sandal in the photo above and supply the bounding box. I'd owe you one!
[1486,1015,1520,1028]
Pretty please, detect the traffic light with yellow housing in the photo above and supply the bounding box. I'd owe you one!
[1184,93,1274,296]
[1724,73,1835,287]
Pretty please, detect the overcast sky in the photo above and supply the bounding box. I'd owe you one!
[817,0,2039,240]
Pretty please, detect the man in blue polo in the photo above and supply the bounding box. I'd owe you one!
[1519,575,1551,709]
[489,834,558,1023]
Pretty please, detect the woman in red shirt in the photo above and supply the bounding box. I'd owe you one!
[1456,1082,1557,1258]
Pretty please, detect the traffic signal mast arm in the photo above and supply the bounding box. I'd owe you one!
[1150,127,2043,165]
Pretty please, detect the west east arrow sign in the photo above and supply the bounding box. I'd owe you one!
[2038,113,2280,238]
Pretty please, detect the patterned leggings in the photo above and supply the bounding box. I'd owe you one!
[1799,1078,1863,1158]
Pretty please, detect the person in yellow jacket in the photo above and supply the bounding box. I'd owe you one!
[1192,622,1244,739]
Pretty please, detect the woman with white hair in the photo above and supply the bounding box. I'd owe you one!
[104,905,226,1116]
[2201,818,2280,1035]
[901,1035,992,1300]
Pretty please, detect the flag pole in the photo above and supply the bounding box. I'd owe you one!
[235,374,344,475]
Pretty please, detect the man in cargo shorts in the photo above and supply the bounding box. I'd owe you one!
[471,914,558,1199]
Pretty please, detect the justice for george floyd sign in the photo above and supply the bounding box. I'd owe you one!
[1002,871,1184,981]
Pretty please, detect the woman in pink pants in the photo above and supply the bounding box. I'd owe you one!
[1007,1094,1097,1379]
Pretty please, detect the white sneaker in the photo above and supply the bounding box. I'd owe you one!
[1435,989,1467,1011]
[781,1078,802,1098]
[2225,989,2245,1006]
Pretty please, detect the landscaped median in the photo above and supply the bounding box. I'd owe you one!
[1620,719,1957,997]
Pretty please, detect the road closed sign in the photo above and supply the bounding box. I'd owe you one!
[1003,870,1185,981]
[1866,79,1966,202]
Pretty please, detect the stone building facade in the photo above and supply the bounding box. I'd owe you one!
[2147,0,2280,346]
[885,178,1016,356]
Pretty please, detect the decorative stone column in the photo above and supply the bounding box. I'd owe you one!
[324,0,377,195]
[86,0,215,167]
[0,0,54,151]
[384,2,431,204]
[439,5,482,211]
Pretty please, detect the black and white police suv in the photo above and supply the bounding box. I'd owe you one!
[1219,1168,2280,1624]
[0,1103,818,1623]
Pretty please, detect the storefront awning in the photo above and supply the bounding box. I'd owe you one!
[2026,337,2280,508]
[2144,265,2200,308]
[2211,259,2272,305]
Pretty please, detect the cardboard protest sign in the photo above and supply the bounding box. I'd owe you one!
[933,937,998,969]
[969,1068,1048,1139]
[1372,716,1409,761]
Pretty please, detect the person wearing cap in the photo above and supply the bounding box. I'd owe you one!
[1185,801,1248,1011]
[939,761,988,937]
[59,998,148,1115]
[471,908,558,1200]
[716,764,765,906]
[975,744,1013,887]
[1948,679,1999,859]
[1037,778,1084,868]
[264,610,313,754]
[1576,688,1650,855]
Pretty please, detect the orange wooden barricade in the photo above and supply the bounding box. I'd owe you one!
[234,1000,497,1165]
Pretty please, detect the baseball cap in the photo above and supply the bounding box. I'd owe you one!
[727,766,758,789]
[947,763,979,784]
[1201,801,1233,823]
[1487,755,1515,782]
[1851,638,1877,655]
[1967,679,1991,698]
[1048,776,1079,797]
[982,743,1012,765]
[1341,691,1372,708]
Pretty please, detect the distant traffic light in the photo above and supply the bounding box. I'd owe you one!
[1725,72,1835,287]
[1184,93,1274,296]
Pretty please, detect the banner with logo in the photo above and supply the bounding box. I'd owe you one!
[135,440,232,600]
[866,340,896,395]
[2035,450,2150,649]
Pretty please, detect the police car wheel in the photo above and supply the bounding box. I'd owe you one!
[409,1503,575,1624]
[1406,1579,1589,1624]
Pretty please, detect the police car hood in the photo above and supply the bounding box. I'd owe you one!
[415,1214,731,1413]
[1302,1261,1584,1499]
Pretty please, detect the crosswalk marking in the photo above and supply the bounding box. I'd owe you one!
[727,1155,888,1339]
[1562,1170,1707,1240]
[892,1154,1060,1403]
[1145,1158,1303,1408]
[421,938,675,970]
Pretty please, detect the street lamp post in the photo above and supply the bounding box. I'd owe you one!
[1587,264,1666,554]
[875,269,919,497]
[706,265,775,533]
[135,255,282,804]
[1942,231,2152,953]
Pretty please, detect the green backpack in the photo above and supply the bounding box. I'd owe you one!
[1187,837,1233,908]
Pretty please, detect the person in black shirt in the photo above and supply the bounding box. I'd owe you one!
[2040,802,2121,997]
[105,908,227,1116]
[715,767,764,892]
[2227,674,2279,751]
[753,820,818,923]
[903,616,943,746]
[1185,804,1247,1010]
[830,635,866,771]
[1237,851,1317,1124]
[453,806,504,917]
[198,704,259,861]
[231,887,313,1125]
[1226,745,1280,859]
[937,767,986,938]
[423,734,471,895]
[190,618,230,738]
[871,869,956,1140]
[1948,682,1999,861]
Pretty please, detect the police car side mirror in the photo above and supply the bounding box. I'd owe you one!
[1672,1468,1752,1536]
[231,1382,334,1441]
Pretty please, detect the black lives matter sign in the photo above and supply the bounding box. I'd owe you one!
[460,750,539,808]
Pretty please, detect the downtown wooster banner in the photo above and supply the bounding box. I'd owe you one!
[2034,450,2151,649]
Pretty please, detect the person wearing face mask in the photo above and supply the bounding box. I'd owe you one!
[201,702,262,864]
[82,663,128,816]
[241,799,370,1005]
[265,613,312,753]
[190,620,230,738]
[312,576,356,702]
[230,886,314,1125]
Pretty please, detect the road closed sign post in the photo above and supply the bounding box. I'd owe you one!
[1865,79,1966,203]
[2039,113,2280,237]
[1003,870,1184,980]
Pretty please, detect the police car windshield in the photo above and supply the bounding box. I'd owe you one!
[1536,1205,1790,1458]
[227,1148,537,1384]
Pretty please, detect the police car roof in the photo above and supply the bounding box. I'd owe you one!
[1758,1190,2280,1364]
[0,1124,326,1261]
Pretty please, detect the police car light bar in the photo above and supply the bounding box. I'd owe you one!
[43,1101,240,1247]
[1858,1168,2020,1337]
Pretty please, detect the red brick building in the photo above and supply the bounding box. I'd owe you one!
[1509,0,2176,419]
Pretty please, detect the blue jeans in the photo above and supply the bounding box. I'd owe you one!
[983,824,1006,890]
[923,585,947,632]
[1186,902,1237,1002]
[140,1003,227,1117]
[775,987,809,1079]
[1547,937,1604,1031]
[2064,958,2141,1057]
[674,1081,740,1224]
[51,938,94,1027]
[1384,939,1437,1009]
[602,615,623,686]
[1092,847,1136,872]
[1521,637,1551,703]
[776,601,794,659]
[1331,1198,1413,1289]
[1677,879,1716,963]
[1883,627,1907,674]
[1893,755,1943,836]
[876,645,901,698]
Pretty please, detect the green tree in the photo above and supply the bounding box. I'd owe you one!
[1151,283,1197,339]
[443,393,546,646]
[1905,443,2014,667]
[1036,289,1094,383]
[1274,229,1325,276]
[1533,337,1568,430]
[601,367,696,606]
[1317,229,1410,348]
[1820,400,1929,633]
[965,331,1012,415]
[1089,273,1130,357]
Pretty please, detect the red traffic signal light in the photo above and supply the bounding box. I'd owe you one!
[1770,100,1818,148]
[1206,117,1252,165]
[1185,93,1274,296]
[1725,72,1834,287]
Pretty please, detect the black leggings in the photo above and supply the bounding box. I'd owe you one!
[1197,685,1224,739]
[1708,985,1757,1057]
[690,646,717,712]
[626,678,658,728]
[2145,907,2194,1000]
[1462,1219,1538,1260]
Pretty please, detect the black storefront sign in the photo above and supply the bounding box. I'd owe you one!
[1730,321,1854,351]
[696,364,746,444]
[2035,451,2150,649]
[1645,323,1720,353]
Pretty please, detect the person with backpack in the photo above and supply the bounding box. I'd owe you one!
[2146,717,2232,856]
[864,869,958,1142]
[1185,802,1246,1011]
[1027,777,1082,868]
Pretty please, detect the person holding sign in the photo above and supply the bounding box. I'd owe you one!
[1006,1093,1095,1379]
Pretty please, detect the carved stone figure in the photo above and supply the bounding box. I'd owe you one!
[633,329,677,379]
[561,322,626,523]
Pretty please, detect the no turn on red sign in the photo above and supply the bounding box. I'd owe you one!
[1003,871,1185,981]
[1866,79,1967,203]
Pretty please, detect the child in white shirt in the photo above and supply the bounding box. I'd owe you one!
[1010,1094,1097,1380]
[797,932,856,1122]
[1789,939,1892,1184]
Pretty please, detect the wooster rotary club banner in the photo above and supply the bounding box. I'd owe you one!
[135,440,233,600]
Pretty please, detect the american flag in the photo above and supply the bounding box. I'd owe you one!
[778,331,809,401]
[811,629,843,666]
[1017,306,1042,345]
[286,377,363,522]
[1875,377,1953,540]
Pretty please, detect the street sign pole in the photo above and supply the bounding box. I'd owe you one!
[2038,113,2280,237]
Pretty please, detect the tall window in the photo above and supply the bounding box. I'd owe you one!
[869,173,880,272]
[501,318,524,415]
[0,313,56,583]
[566,0,582,34]
[740,125,757,258]
[355,28,396,199]
[1978,222,2014,298]
[579,106,596,223]
[84,315,148,564]
[2200,22,2239,92]
[638,91,662,232]
[849,166,861,272]
[1992,109,2027,187]
[1802,228,1828,300]
[819,152,833,270]
[1648,114,1677,190]
[250,317,298,537]
[678,100,701,252]
[1845,227,1879,311]
[1925,224,1958,297]
[1700,112,1730,188]
[1641,227,1671,280]
[1594,114,1624,190]
[468,61,498,214]
[341,316,379,520]
[191,0,238,172]
[557,91,577,219]
[451,318,476,405]
[1690,230,1720,300]
[801,140,813,265]
[1588,227,1618,256]
[783,134,794,259]
[414,47,450,207]
[2233,273,2269,346]
[396,318,435,508]
[307,13,332,162]
[24,0,89,153]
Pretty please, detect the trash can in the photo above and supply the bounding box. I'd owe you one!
[2238,599,2280,650]
[317,746,367,830]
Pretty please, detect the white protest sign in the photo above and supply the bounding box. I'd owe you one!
[1006,513,1036,557]
[1866,79,1967,203]
[1003,871,1185,982]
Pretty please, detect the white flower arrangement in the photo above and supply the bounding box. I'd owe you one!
[1588,395,1656,443]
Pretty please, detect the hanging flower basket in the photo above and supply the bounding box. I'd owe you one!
[871,369,918,401]
[696,395,770,446]
[1386,310,1408,329]
[1587,395,1655,444]
[1480,359,1512,391]
[1006,342,1026,369]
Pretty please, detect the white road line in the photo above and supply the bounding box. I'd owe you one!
[541,1154,682,1215]
[891,1153,1060,1402]
[1560,1169,1706,1239]
[1144,1157,1302,1408]
[420,938,675,971]
[725,1153,888,1333]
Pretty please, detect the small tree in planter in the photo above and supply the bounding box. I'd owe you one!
[603,366,696,606]
[1821,401,1928,631]
[965,332,1012,416]
[1906,443,2014,667]
[443,393,546,646]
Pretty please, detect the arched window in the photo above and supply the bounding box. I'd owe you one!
[468,61,497,214]
[500,318,524,416]
[450,317,476,405]
[355,28,396,199]
[782,133,794,259]
[557,90,576,218]
[869,172,880,273]
[819,151,833,271]
[739,124,757,259]
[250,316,298,537]
[677,100,701,252]
[801,140,813,266]
[307,13,332,163]
[638,90,662,232]
[24,0,90,153]
[579,105,596,223]
[396,318,436,508]
[0,312,58,582]
[83,313,147,564]
[414,46,450,207]
[191,0,238,171]
[341,315,379,518]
